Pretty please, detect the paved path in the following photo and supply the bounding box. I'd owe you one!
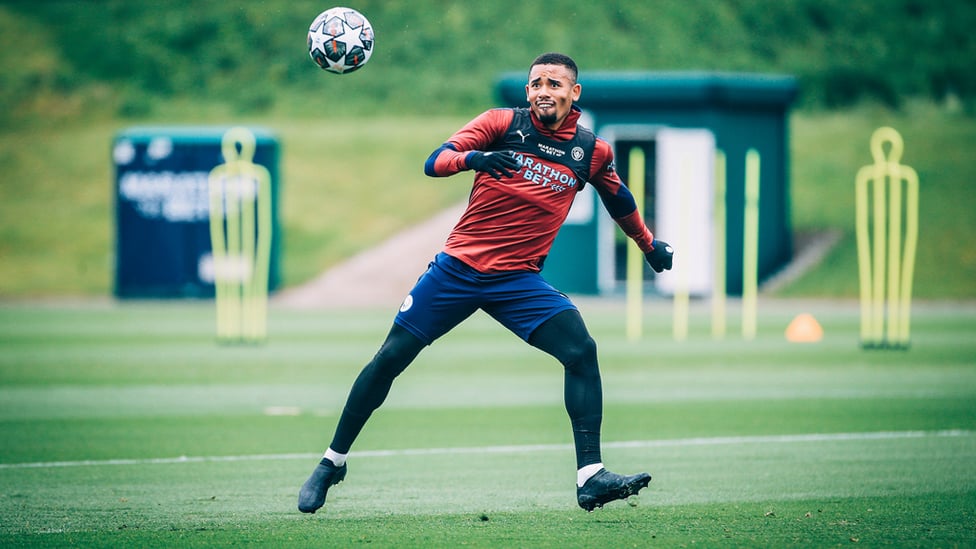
[273,202,466,309]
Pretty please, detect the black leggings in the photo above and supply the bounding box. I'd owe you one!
[528,309,603,468]
[329,323,424,453]
[329,309,603,468]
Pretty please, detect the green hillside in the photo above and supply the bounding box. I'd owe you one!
[4,0,975,124]
[0,1,974,298]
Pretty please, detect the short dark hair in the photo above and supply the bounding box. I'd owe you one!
[529,52,578,83]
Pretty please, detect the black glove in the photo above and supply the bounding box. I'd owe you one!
[644,239,674,273]
[467,151,521,180]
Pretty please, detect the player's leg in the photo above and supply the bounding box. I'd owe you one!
[528,309,651,511]
[331,323,426,453]
[299,253,477,514]
[527,309,602,468]
[298,323,425,514]
[481,277,606,473]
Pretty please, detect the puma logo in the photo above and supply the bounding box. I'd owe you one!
[515,130,529,143]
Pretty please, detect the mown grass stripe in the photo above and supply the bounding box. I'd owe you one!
[2,429,969,470]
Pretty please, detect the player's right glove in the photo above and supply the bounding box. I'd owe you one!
[644,239,674,273]
[467,151,521,180]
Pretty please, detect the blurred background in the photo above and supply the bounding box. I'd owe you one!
[1,0,974,300]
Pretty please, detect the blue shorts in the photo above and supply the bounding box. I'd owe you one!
[394,252,578,345]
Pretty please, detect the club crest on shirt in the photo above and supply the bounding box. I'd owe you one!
[571,147,584,161]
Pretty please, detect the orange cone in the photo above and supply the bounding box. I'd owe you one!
[785,313,823,343]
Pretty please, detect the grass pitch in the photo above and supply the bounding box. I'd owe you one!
[1,299,974,547]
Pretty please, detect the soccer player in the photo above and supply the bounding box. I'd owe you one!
[299,52,674,514]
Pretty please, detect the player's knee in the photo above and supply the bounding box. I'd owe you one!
[562,335,598,376]
[370,325,424,378]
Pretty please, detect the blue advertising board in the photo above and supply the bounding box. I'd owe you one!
[113,127,279,298]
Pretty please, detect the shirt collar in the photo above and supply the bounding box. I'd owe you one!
[529,105,582,140]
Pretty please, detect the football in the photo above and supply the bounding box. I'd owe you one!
[307,7,374,74]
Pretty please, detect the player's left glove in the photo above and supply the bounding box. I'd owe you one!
[644,239,674,273]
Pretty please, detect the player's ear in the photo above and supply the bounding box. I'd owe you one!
[572,83,582,102]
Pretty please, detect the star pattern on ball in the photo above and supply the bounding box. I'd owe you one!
[339,25,366,55]
[309,29,327,53]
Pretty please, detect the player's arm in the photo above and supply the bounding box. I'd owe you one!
[424,109,519,179]
[424,142,468,177]
[591,141,674,272]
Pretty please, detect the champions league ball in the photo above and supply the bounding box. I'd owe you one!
[307,7,374,74]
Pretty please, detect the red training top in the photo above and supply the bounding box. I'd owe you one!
[425,107,655,273]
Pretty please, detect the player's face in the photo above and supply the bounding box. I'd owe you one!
[526,64,581,130]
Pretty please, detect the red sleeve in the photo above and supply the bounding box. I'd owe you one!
[589,139,625,197]
[615,209,656,253]
[425,109,514,177]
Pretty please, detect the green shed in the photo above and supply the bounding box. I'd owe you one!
[496,71,798,296]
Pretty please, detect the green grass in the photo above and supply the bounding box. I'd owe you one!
[1,300,974,546]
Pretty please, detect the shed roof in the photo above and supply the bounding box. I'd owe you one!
[497,71,798,110]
